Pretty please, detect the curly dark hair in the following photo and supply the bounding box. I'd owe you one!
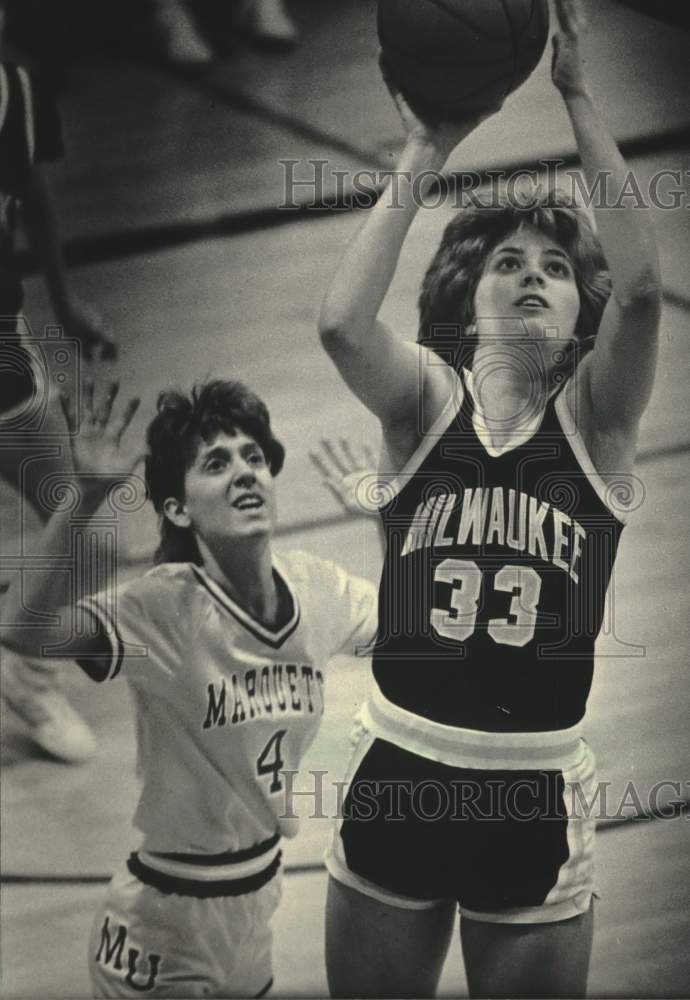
[418,188,612,369]
[144,379,285,565]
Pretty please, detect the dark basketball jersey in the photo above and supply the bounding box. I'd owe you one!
[372,370,625,733]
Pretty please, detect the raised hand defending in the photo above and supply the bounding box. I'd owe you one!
[59,380,141,503]
[309,438,380,517]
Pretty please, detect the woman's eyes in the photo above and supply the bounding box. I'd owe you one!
[497,256,520,270]
[205,459,225,472]
[546,260,570,276]
[204,452,264,472]
[495,256,571,276]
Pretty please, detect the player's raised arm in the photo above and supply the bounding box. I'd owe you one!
[318,62,500,432]
[1,382,140,662]
[553,0,662,431]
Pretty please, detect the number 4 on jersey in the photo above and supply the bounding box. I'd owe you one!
[256,729,287,793]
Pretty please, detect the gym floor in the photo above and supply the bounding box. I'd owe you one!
[1,1,689,996]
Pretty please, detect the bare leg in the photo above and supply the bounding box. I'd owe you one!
[460,902,594,999]
[325,876,456,999]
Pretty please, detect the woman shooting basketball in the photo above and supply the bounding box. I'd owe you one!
[318,1,661,996]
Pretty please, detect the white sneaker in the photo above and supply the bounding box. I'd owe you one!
[2,653,96,764]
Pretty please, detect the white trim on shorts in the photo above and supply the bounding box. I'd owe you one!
[325,850,443,911]
[324,722,444,911]
[326,849,594,923]
[138,841,282,884]
[325,699,596,924]
[364,683,585,771]
[459,889,593,924]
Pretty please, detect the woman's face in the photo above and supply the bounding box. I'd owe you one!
[177,429,277,546]
[472,223,581,361]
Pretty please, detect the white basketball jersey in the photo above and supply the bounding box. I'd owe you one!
[77,552,377,855]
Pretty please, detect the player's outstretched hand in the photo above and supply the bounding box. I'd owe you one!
[378,52,502,158]
[551,0,589,96]
[59,380,141,501]
[309,439,380,517]
[58,297,118,363]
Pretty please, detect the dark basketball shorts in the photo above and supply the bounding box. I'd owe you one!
[326,686,597,924]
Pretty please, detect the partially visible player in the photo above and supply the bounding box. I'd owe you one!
[1,377,377,998]
[317,1,661,997]
[1,2,115,761]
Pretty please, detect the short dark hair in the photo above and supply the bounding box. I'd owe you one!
[418,188,611,367]
[144,379,285,565]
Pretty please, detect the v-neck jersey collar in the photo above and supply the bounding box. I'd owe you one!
[462,367,561,458]
[191,561,301,650]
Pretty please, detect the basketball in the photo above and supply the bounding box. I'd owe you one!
[377,0,550,119]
